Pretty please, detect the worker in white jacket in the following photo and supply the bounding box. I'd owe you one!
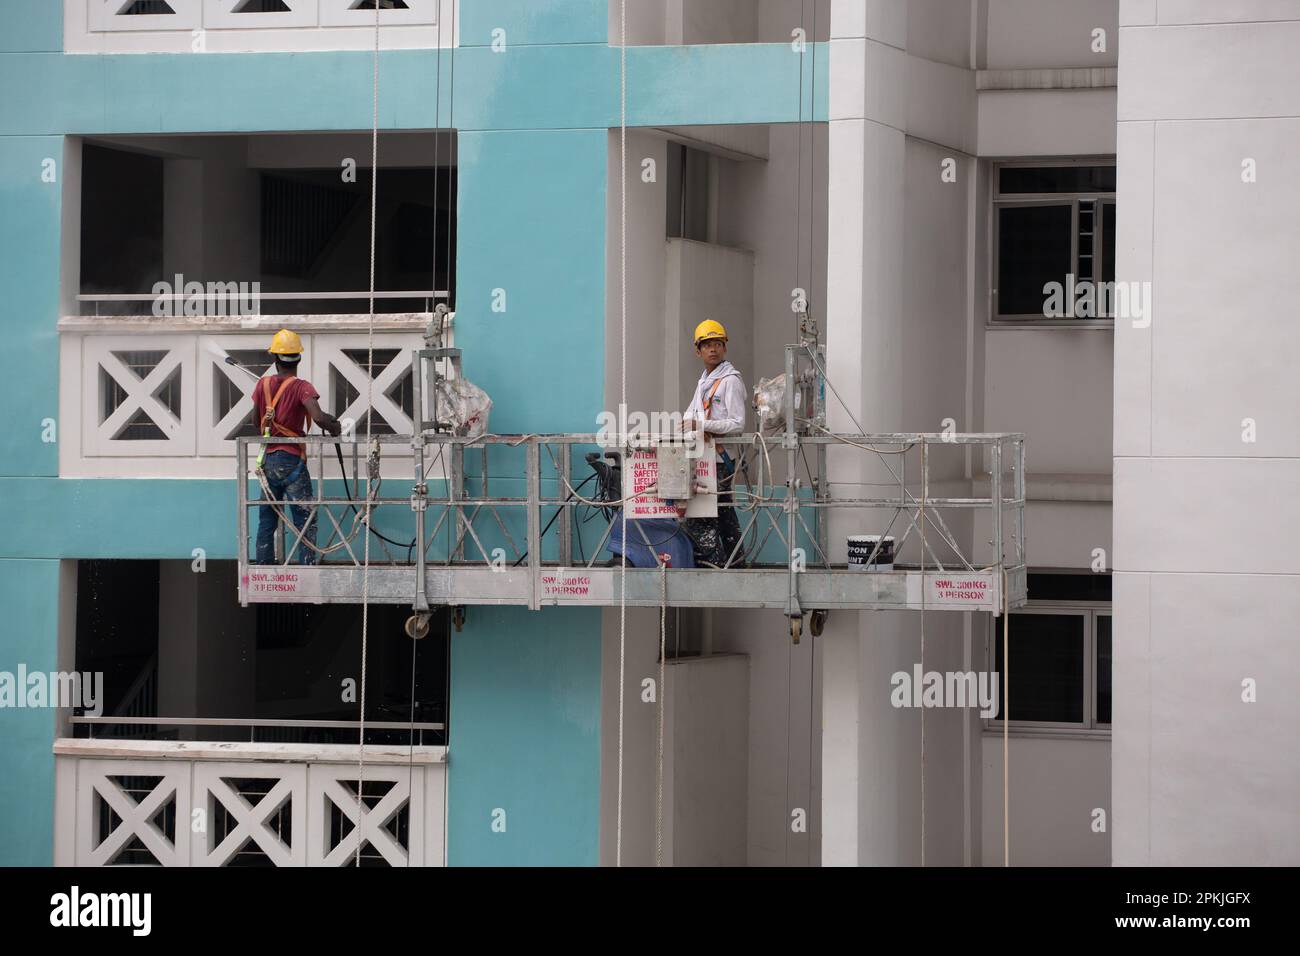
[682,319,746,566]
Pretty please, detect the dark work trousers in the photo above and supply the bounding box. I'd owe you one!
[685,454,742,567]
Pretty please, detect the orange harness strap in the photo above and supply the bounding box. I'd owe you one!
[702,378,724,420]
[261,375,306,458]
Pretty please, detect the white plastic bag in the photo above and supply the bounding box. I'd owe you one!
[435,376,493,439]
[753,374,787,431]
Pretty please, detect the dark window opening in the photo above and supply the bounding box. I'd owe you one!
[667,144,711,242]
[993,163,1116,320]
[258,167,455,315]
[73,560,449,746]
[996,204,1073,316]
[998,165,1116,194]
[80,144,165,314]
[1027,572,1112,603]
[1096,615,1112,725]
[991,613,1085,723]
[78,135,455,318]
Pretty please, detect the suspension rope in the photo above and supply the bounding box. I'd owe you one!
[786,0,812,868]
[1003,565,1010,866]
[920,440,927,867]
[404,0,448,868]
[616,0,628,869]
[354,0,381,868]
[793,0,806,340]
[655,562,667,866]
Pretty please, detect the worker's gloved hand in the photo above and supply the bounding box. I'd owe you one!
[325,419,342,437]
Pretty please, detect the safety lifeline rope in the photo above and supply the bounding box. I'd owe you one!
[616,0,628,868]
[354,0,381,868]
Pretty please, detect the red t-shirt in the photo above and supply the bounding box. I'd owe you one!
[251,375,320,457]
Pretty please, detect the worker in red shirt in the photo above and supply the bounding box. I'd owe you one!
[250,329,342,565]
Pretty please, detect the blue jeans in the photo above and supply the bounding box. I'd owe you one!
[256,450,318,565]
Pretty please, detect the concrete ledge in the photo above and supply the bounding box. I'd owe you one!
[53,738,447,765]
[977,67,1118,91]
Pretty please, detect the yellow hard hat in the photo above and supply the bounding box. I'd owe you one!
[693,319,728,346]
[268,329,303,356]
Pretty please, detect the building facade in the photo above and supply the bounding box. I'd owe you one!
[0,0,1293,868]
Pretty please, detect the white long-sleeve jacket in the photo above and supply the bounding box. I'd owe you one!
[685,360,747,441]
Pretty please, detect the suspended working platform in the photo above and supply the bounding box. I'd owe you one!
[236,430,1028,624]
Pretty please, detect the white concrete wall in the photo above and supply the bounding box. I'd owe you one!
[824,0,1126,868]
[605,130,670,423]
[598,611,750,867]
[986,331,1114,476]
[983,0,1119,69]
[711,609,820,866]
[598,607,661,866]
[664,239,754,414]
[1112,1,1300,865]
[981,734,1111,865]
[907,0,973,68]
[757,0,831,43]
[611,0,830,45]
[662,654,749,866]
[601,121,830,865]
[825,3,984,867]
[716,123,828,422]
[679,0,757,44]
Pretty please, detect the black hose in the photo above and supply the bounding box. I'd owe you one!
[332,442,418,554]
[511,473,598,567]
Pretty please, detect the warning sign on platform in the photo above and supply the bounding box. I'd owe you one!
[623,447,717,519]
[909,572,1000,610]
[244,568,321,600]
[540,570,613,603]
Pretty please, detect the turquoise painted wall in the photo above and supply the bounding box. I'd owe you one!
[0,0,827,866]
[448,605,601,866]
[0,560,59,866]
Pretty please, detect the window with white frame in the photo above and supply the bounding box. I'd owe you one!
[992,162,1116,324]
[985,572,1111,733]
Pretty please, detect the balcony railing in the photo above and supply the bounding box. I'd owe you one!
[58,295,448,477]
[66,0,455,55]
[55,717,446,867]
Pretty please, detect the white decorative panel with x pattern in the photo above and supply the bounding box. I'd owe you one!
[89,0,203,32]
[73,760,192,867]
[58,751,446,867]
[310,334,421,439]
[65,332,422,474]
[196,334,277,457]
[320,0,438,28]
[308,764,432,866]
[191,763,308,866]
[71,0,451,52]
[82,336,196,457]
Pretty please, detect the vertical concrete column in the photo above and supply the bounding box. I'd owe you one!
[822,0,925,867]
[163,158,204,283]
[157,561,200,719]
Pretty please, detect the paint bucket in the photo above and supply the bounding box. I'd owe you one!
[848,534,894,572]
